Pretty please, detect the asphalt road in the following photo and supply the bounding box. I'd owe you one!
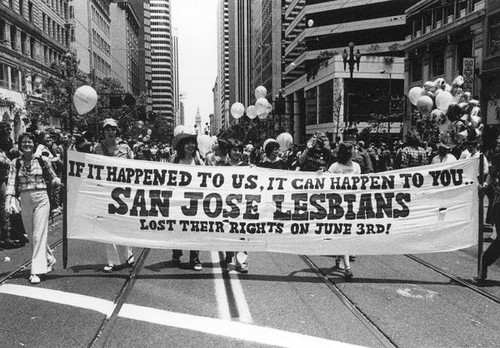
[1,216,500,348]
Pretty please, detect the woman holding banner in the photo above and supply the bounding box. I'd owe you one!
[170,128,204,271]
[481,142,500,280]
[327,142,359,280]
[93,118,135,273]
[220,138,249,273]
[5,132,61,284]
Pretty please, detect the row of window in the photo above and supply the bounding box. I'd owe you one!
[91,5,110,37]
[42,12,69,46]
[93,52,111,76]
[41,0,68,19]
[92,29,110,55]
[0,20,65,66]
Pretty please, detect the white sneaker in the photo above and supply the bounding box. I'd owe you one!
[29,275,40,284]
[47,258,56,273]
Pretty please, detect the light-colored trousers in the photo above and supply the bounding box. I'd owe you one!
[106,244,133,266]
[20,190,54,275]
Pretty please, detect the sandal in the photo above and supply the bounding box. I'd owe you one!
[103,264,116,273]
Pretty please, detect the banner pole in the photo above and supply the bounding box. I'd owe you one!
[477,153,485,278]
[62,140,68,269]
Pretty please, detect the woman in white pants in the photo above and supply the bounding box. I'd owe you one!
[93,118,134,272]
[5,132,61,284]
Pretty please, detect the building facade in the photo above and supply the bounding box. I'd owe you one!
[149,0,174,123]
[283,0,416,144]
[1,0,71,138]
[109,0,141,95]
[216,0,230,133]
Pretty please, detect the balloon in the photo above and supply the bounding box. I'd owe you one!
[137,120,144,129]
[197,134,215,157]
[266,102,273,113]
[173,125,186,136]
[276,132,293,152]
[408,87,424,106]
[255,86,267,99]
[246,105,257,119]
[73,85,98,115]
[230,102,245,119]
[257,110,268,119]
[416,95,433,114]
[146,129,152,135]
[435,91,454,112]
[307,19,314,27]
[255,97,269,115]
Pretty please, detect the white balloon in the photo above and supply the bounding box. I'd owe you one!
[276,132,293,152]
[435,91,454,112]
[258,110,269,119]
[73,85,98,115]
[416,95,434,115]
[266,102,273,113]
[408,86,424,106]
[255,86,267,99]
[230,102,245,119]
[173,125,186,137]
[307,19,314,27]
[146,129,152,135]
[197,134,215,157]
[246,105,257,119]
[255,97,269,115]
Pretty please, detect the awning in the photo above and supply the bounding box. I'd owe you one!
[0,88,25,108]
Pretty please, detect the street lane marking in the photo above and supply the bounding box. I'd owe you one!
[0,284,114,316]
[210,251,231,320]
[0,284,364,348]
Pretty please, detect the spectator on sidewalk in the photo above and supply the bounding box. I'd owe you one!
[5,132,61,284]
[431,143,457,164]
[400,132,428,168]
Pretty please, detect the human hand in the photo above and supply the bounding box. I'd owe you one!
[307,137,317,149]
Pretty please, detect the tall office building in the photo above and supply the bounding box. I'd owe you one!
[149,0,174,122]
[172,27,180,127]
[109,1,141,95]
[216,0,230,132]
[70,0,112,80]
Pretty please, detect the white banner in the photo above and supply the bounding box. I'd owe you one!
[67,152,479,255]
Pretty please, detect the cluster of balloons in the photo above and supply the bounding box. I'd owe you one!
[73,85,98,115]
[230,86,273,120]
[408,75,482,147]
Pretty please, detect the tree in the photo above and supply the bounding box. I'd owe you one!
[26,52,87,131]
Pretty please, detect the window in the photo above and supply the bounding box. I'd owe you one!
[489,13,500,57]
[318,80,333,124]
[431,49,445,77]
[456,39,473,74]
[411,57,423,82]
[19,0,25,17]
[305,87,317,126]
[28,2,34,22]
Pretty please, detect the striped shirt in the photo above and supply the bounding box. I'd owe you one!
[6,157,57,196]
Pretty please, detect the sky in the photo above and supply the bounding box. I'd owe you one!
[171,0,218,128]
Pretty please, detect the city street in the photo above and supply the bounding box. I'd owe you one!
[1,216,500,347]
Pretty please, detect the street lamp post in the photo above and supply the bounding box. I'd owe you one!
[274,89,285,136]
[342,42,361,129]
[380,69,392,137]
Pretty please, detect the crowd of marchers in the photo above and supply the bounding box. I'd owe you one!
[1,118,500,284]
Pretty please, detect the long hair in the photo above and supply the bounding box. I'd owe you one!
[337,143,353,165]
[174,136,197,160]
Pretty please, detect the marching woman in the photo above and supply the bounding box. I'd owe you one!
[5,132,61,284]
[327,142,359,280]
[93,118,135,272]
[220,138,249,273]
[170,129,204,271]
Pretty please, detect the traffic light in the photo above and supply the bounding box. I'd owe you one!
[109,93,136,108]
